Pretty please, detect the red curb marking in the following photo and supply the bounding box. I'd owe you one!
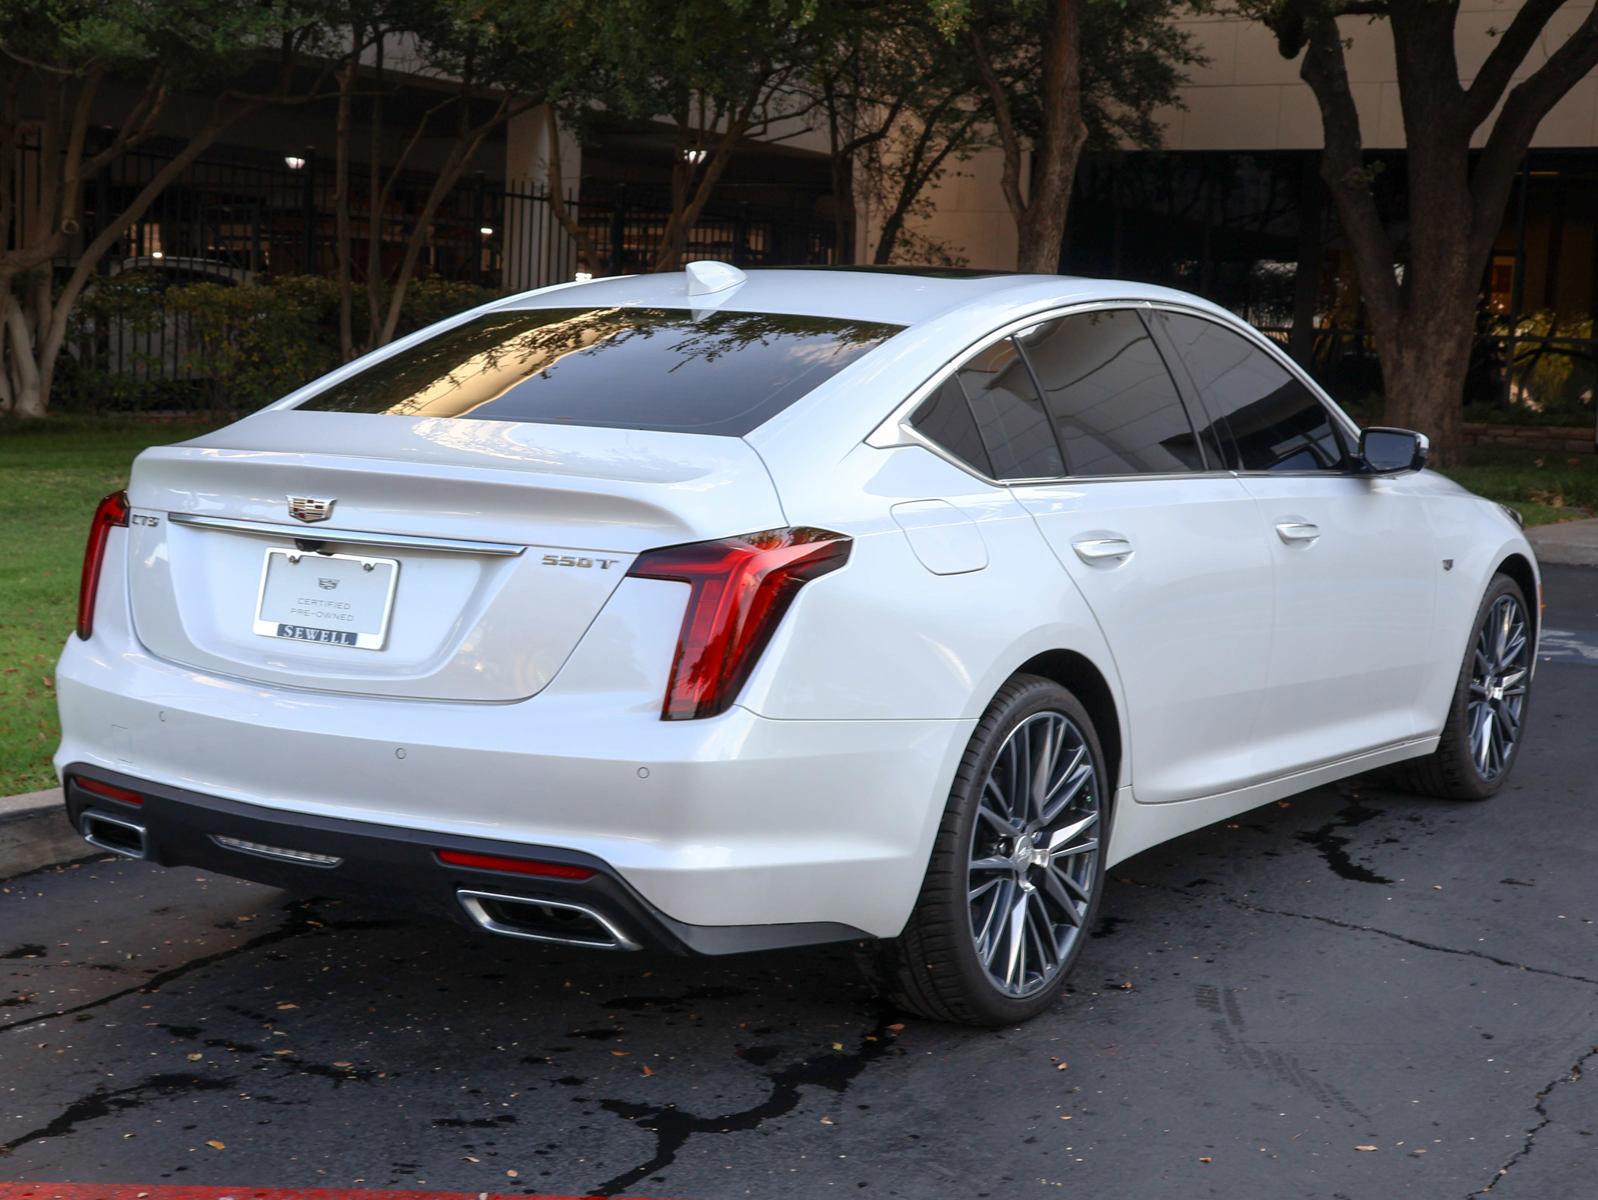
[0,1187,666,1200]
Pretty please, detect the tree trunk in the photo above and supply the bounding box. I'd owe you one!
[4,294,45,418]
[971,0,1088,273]
[1378,308,1475,468]
[376,97,524,347]
[1289,151,1323,368]
[830,149,857,266]
[542,107,600,274]
[1281,0,1598,464]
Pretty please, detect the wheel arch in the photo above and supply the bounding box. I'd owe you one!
[1011,649,1124,795]
[1494,551,1540,645]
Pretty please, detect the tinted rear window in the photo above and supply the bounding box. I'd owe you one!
[298,307,901,436]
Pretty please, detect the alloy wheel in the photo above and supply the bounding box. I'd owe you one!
[1468,593,1529,782]
[967,710,1101,997]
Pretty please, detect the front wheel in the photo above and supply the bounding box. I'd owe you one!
[879,675,1109,1026]
[1398,572,1533,800]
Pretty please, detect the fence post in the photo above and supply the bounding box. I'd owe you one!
[610,185,627,276]
[734,202,749,267]
[473,172,486,287]
[301,157,317,275]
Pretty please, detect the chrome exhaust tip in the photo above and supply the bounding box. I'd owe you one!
[456,889,638,951]
[79,810,148,860]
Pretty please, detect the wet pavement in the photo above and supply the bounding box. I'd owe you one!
[2,567,1596,1199]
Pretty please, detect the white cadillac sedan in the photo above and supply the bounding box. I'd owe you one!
[57,264,1538,1026]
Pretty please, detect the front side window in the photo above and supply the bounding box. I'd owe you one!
[1160,313,1349,472]
[298,307,902,437]
[1017,309,1203,476]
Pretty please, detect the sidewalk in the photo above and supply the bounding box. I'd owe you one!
[0,787,78,878]
[1528,517,1598,568]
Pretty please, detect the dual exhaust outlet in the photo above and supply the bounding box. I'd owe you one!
[74,809,635,951]
[79,809,148,860]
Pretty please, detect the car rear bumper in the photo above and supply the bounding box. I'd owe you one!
[55,632,973,939]
[60,768,871,955]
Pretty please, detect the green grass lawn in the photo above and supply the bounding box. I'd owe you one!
[0,419,1594,797]
[1442,446,1598,526]
[0,418,220,794]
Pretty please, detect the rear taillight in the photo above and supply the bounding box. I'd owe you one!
[626,526,851,720]
[76,490,129,640]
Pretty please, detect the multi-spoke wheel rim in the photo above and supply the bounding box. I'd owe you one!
[1468,594,1529,782]
[967,711,1101,998]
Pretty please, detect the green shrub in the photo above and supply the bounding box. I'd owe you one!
[60,271,503,414]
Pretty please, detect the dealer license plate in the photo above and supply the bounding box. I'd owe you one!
[252,547,399,650]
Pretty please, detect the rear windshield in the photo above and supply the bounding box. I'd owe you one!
[296,307,902,436]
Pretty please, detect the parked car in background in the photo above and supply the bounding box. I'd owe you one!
[73,256,255,398]
[57,264,1539,1025]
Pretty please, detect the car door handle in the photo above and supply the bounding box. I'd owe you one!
[1275,522,1321,544]
[1072,537,1135,562]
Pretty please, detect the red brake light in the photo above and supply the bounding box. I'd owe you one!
[626,526,851,720]
[436,849,596,880]
[75,776,144,806]
[77,490,129,640]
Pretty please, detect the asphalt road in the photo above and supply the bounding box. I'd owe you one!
[3,567,1596,1200]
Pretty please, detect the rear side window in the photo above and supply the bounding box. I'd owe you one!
[1160,313,1349,472]
[955,339,1064,479]
[909,337,1063,480]
[1017,310,1203,476]
[910,377,995,477]
[297,308,901,436]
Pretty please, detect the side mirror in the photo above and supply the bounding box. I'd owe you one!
[1358,427,1429,475]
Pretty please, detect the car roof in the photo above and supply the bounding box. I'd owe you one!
[497,264,1235,330]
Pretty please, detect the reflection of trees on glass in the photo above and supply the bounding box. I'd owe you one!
[301,307,902,436]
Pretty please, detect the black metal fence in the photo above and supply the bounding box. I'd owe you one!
[23,143,836,411]
[28,143,836,288]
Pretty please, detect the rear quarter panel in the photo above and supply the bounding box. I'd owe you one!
[738,441,1130,759]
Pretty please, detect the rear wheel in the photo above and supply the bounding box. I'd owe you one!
[879,675,1108,1026]
[1397,573,1532,800]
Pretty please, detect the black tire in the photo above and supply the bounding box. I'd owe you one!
[877,675,1110,1026]
[1395,573,1532,800]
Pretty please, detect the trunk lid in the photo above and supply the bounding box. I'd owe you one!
[124,410,786,701]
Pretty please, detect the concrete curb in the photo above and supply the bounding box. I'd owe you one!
[1528,518,1598,568]
[0,787,83,879]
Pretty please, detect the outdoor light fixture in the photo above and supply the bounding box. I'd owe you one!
[284,155,307,170]
[479,225,495,236]
[150,250,164,260]
[574,271,594,282]
[682,148,708,165]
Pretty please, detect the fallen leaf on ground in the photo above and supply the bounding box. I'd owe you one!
[1356,1145,1378,1152]
[205,1140,225,1150]
[820,1115,834,1125]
